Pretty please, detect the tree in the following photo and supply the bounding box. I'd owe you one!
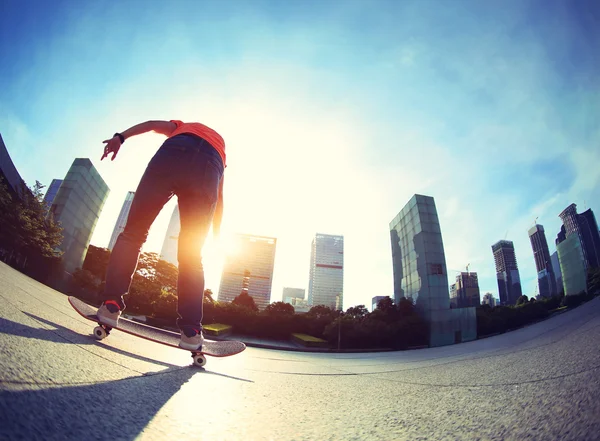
[516,295,529,306]
[345,304,368,319]
[265,301,295,316]
[375,296,395,313]
[397,297,415,317]
[0,178,63,267]
[82,245,111,281]
[232,291,259,312]
[307,304,335,320]
[204,289,215,304]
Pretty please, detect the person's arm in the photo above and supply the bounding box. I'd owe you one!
[212,176,224,238]
[101,120,177,161]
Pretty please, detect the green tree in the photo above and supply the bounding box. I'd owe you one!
[0,178,63,266]
[265,301,295,316]
[232,291,259,312]
[307,304,335,319]
[516,295,529,306]
[204,288,215,304]
[345,304,368,319]
[82,245,111,281]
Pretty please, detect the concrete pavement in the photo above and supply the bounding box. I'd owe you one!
[1,261,599,440]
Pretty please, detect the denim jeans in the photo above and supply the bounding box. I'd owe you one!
[100,134,224,333]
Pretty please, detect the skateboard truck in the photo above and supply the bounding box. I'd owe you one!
[94,322,207,367]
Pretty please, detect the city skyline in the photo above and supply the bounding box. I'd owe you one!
[1,0,598,310]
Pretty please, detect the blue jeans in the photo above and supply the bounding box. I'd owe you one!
[100,134,223,333]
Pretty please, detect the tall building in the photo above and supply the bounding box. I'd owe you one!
[556,204,600,295]
[0,133,28,199]
[282,287,305,302]
[491,240,522,305]
[390,194,476,347]
[449,284,458,308]
[454,272,480,308]
[49,158,109,274]
[108,191,135,251]
[308,233,344,310]
[550,251,564,296]
[42,179,63,213]
[218,233,277,310]
[159,205,180,266]
[528,224,557,298]
[559,204,600,269]
[482,293,496,307]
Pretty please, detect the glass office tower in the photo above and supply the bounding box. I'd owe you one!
[108,191,135,251]
[308,233,344,310]
[49,158,109,274]
[218,233,277,310]
[390,194,476,347]
[159,205,180,266]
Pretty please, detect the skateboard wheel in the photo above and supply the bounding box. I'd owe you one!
[94,326,108,340]
[192,354,206,367]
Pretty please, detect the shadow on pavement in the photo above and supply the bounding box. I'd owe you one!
[0,314,177,369]
[0,367,197,441]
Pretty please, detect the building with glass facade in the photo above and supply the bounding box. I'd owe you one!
[390,194,476,347]
[159,205,180,266]
[108,191,135,251]
[308,233,344,310]
[218,234,277,310]
[282,287,305,302]
[42,179,63,213]
[550,251,564,296]
[559,204,600,270]
[556,233,587,295]
[528,224,557,298]
[491,240,522,305]
[49,158,109,274]
[0,133,28,199]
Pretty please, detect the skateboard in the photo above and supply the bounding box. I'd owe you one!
[68,296,246,367]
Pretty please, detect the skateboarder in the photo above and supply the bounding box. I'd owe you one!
[96,120,225,351]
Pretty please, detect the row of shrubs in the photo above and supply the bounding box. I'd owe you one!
[476,291,597,337]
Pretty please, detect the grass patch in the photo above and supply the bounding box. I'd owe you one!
[291,333,329,348]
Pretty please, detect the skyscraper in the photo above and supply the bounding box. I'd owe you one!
[528,224,557,298]
[454,272,480,308]
[491,240,522,305]
[42,179,63,213]
[482,293,496,307]
[550,251,564,296]
[390,194,476,346]
[559,204,600,269]
[49,158,109,274]
[159,205,180,266]
[108,191,135,251]
[218,233,277,310]
[308,233,344,310]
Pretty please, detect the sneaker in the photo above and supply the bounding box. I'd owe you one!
[179,329,204,351]
[96,300,122,328]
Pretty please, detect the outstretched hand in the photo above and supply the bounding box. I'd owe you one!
[101,136,122,161]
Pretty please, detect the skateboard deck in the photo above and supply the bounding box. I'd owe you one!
[68,296,245,367]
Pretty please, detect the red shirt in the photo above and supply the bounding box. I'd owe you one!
[169,120,226,167]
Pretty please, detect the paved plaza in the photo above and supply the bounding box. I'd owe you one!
[0,261,599,440]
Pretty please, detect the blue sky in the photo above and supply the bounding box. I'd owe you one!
[1,0,598,309]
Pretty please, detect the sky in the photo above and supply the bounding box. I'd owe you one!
[1,0,599,310]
